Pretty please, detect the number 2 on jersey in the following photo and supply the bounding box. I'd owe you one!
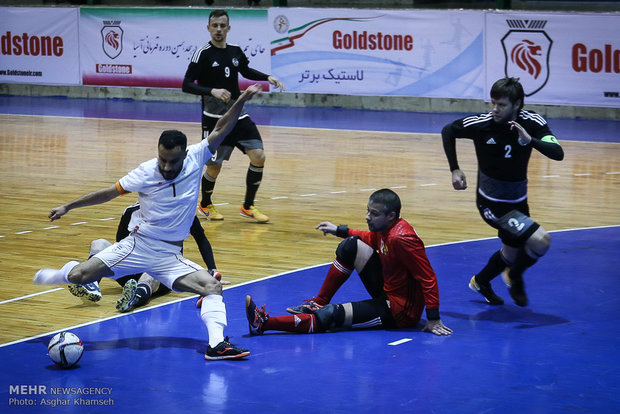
[504,144,512,158]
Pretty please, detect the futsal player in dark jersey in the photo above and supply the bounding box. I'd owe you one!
[441,77,564,306]
[182,9,285,223]
[245,189,453,336]
[72,202,223,313]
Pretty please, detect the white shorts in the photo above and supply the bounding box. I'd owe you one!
[94,233,203,291]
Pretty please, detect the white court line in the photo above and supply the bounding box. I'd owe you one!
[390,186,407,189]
[330,190,347,194]
[271,196,289,200]
[98,217,116,221]
[574,173,591,176]
[543,175,561,178]
[1,224,618,348]
[70,221,87,226]
[605,171,620,175]
[43,226,59,230]
[15,231,32,235]
[420,183,437,187]
[360,188,376,192]
[389,338,413,346]
[0,288,65,305]
[300,193,317,197]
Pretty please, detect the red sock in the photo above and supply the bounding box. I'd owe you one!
[314,259,353,306]
[264,314,317,333]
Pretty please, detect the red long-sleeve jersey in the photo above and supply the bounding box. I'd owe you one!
[348,218,440,327]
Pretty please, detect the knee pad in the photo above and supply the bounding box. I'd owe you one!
[314,304,345,331]
[525,230,551,259]
[335,236,359,268]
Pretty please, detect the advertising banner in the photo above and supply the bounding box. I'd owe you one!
[486,11,620,108]
[0,7,80,85]
[79,8,271,89]
[268,8,485,98]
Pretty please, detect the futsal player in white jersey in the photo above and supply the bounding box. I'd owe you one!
[34,84,263,361]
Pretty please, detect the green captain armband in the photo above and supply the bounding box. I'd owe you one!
[541,135,560,145]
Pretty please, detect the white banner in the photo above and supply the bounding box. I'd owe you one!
[268,8,485,98]
[0,7,80,85]
[79,8,271,89]
[486,11,620,108]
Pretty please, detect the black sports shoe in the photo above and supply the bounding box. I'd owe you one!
[204,337,250,361]
[246,295,269,335]
[469,275,504,305]
[502,271,528,307]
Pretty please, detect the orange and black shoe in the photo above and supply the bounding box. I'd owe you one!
[204,337,249,361]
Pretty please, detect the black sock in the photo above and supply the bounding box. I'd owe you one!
[244,164,263,209]
[508,249,538,282]
[200,175,216,207]
[475,250,507,284]
[133,283,152,308]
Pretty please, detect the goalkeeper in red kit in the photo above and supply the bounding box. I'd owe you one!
[245,189,452,336]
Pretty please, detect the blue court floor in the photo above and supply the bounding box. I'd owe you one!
[1,226,619,413]
[1,95,619,413]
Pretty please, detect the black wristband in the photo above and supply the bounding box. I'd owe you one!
[426,308,440,321]
[336,225,349,238]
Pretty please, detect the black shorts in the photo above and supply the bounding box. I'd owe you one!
[476,192,540,247]
[202,115,262,149]
[350,251,397,328]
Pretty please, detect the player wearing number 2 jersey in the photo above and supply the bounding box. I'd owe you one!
[182,9,285,223]
[441,77,564,307]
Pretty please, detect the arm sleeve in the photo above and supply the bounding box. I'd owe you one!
[239,66,270,81]
[530,135,564,161]
[238,52,269,81]
[393,235,441,318]
[441,121,465,172]
[182,62,212,96]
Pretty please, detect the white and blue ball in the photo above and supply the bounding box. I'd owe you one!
[48,332,84,368]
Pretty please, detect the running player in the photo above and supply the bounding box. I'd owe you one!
[441,77,564,306]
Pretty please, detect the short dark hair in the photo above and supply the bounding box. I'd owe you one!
[369,189,401,217]
[209,9,229,22]
[158,130,187,151]
[490,77,524,111]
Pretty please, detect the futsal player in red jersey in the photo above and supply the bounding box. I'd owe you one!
[246,189,453,336]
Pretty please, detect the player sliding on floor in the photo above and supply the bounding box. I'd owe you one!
[34,84,263,361]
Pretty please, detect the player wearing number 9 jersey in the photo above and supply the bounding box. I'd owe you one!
[441,77,564,307]
[182,9,285,224]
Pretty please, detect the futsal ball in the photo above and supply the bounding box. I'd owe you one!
[48,332,84,368]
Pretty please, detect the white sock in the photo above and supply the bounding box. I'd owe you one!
[200,294,227,348]
[33,261,79,285]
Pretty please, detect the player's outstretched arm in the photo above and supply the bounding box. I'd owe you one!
[49,184,121,222]
[316,221,337,236]
[268,75,285,91]
[207,84,262,151]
